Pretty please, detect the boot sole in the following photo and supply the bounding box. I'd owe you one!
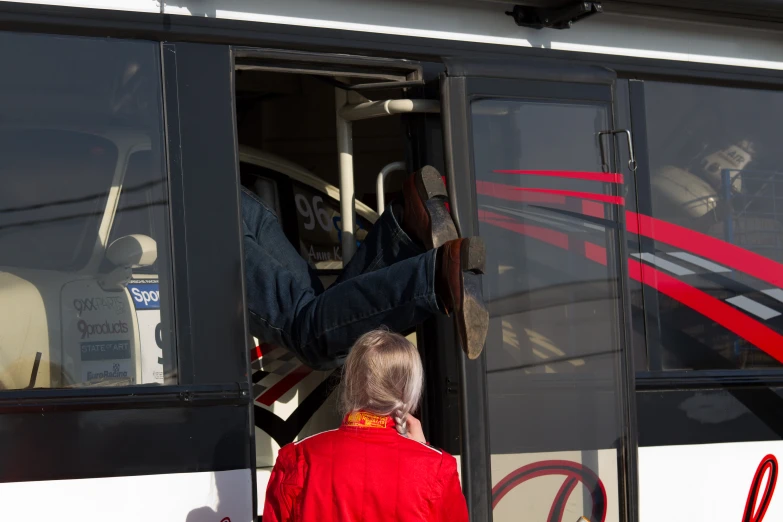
[456,237,488,359]
[414,166,458,249]
[459,273,489,359]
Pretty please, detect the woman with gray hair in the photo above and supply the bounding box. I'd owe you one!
[263,328,468,522]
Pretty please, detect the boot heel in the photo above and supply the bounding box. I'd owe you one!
[412,165,457,249]
[461,236,486,274]
[415,165,449,200]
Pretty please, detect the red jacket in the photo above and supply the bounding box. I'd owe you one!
[263,411,469,522]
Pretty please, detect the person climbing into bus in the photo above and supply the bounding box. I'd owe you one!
[262,328,468,522]
[242,165,488,370]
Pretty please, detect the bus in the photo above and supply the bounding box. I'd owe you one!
[1,1,782,521]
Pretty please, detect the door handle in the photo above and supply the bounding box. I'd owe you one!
[598,129,637,173]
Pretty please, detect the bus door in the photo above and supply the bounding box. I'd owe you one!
[440,59,637,522]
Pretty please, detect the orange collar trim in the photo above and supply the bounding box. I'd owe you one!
[344,411,392,429]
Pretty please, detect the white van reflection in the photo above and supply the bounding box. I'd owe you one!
[0,128,160,390]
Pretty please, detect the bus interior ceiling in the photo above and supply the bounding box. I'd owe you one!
[235,68,413,210]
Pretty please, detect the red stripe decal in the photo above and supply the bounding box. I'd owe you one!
[258,366,313,406]
[582,200,605,219]
[477,180,567,205]
[250,343,275,362]
[743,455,778,522]
[250,346,262,362]
[628,259,783,364]
[584,242,607,265]
[494,169,624,184]
[627,211,783,290]
[513,187,624,205]
[480,209,569,249]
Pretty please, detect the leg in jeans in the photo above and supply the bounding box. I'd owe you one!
[336,203,424,283]
[243,164,488,366]
[241,188,324,296]
[241,188,439,370]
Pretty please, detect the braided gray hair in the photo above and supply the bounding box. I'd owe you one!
[340,328,423,437]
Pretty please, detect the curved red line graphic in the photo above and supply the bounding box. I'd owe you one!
[477,180,567,205]
[743,455,778,522]
[492,460,607,522]
[628,260,783,364]
[512,187,624,205]
[627,210,783,290]
[494,169,624,184]
[479,208,783,364]
[548,477,579,522]
[480,181,783,290]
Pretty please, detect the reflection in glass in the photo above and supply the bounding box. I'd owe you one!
[0,33,173,390]
[642,82,783,370]
[472,98,626,522]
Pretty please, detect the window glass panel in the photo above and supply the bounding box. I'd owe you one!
[473,98,625,522]
[0,32,174,389]
[642,81,783,370]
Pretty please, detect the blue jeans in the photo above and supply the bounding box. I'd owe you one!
[241,188,439,370]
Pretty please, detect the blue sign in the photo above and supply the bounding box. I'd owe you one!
[128,283,160,310]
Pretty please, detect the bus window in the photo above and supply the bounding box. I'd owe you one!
[637,81,783,371]
[0,32,174,389]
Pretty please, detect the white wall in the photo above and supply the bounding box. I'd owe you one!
[640,441,783,522]
[0,469,254,522]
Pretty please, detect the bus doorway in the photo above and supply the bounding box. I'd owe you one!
[229,50,448,516]
[233,48,638,522]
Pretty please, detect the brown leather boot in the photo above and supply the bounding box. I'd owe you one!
[402,166,458,250]
[437,237,489,359]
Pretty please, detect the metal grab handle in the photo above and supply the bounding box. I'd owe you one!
[376,161,407,214]
[598,129,637,173]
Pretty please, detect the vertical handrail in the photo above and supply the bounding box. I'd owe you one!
[335,88,357,262]
[376,161,407,214]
